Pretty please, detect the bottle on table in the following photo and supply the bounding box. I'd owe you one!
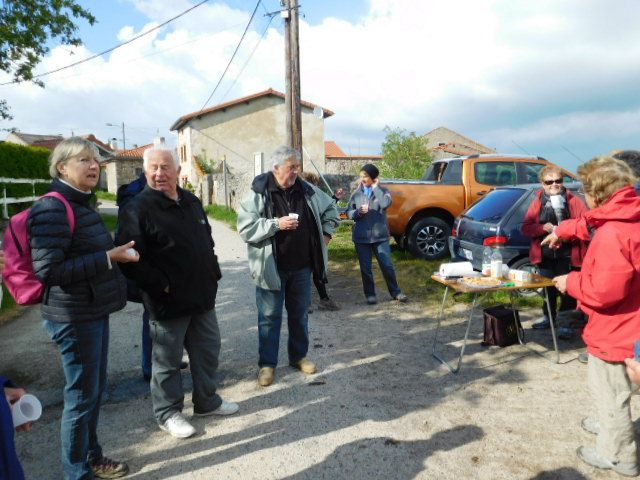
[482,245,492,276]
[490,244,503,279]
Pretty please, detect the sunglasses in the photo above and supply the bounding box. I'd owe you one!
[543,178,563,185]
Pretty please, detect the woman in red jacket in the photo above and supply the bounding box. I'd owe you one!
[522,165,588,330]
[549,156,640,476]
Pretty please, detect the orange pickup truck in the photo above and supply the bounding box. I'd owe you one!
[382,154,576,260]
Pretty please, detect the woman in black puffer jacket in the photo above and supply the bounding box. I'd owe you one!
[28,137,138,480]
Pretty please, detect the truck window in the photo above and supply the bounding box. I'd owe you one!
[475,162,516,186]
[441,160,462,184]
[464,188,526,224]
[422,162,447,182]
[519,162,544,184]
[422,161,462,184]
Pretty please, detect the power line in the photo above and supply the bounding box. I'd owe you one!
[50,20,247,83]
[0,0,211,86]
[199,0,262,111]
[220,14,274,101]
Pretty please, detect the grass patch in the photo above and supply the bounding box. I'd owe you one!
[96,190,117,202]
[328,224,543,310]
[205,205,238,230]
[100,214,118,233]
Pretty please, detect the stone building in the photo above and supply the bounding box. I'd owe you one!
[98,144,149,193]
[170,88,333,210]
[324,140,383,175]
[423,126,495,159]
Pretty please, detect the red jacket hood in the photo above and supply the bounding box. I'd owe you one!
[584,186,640,228]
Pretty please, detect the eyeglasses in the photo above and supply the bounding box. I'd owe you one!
[543,178,563,185]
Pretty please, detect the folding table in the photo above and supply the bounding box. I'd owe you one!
[430,273,558,373]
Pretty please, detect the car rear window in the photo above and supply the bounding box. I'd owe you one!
[464,189,527,223]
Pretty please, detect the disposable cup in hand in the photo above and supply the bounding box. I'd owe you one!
[288,213,299,220]
[550,195,564,209]
[126,248,138,258]
[11,394,42,427]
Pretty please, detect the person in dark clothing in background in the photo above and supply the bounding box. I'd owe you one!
[301,171,342,312]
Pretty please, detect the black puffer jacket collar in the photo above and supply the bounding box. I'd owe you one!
[48,177,94,206]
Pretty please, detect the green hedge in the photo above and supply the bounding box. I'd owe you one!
[0,142,51,215]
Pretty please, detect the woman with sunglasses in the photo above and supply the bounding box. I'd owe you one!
[522,165,589,330]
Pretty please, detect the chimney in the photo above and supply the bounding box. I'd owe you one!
[109,138,118,150]
[132,144,138,149]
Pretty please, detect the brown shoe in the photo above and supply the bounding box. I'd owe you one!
[290,358,317,374]
[318,297,340,311]
[91,456,129,479]
[258,367,275,387]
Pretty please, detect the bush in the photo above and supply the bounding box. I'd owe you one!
[0,143,51,215]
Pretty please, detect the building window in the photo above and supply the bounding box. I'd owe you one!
[180,145,187,163]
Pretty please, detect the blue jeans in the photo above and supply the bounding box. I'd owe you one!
[355,241,401,298]
[256,268,311,368]
[142,307,151,378]
[43,318,109,480]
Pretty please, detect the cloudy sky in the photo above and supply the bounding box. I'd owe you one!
[1,0,639,173]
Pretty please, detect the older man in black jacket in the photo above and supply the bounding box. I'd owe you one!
[116,145,238,439]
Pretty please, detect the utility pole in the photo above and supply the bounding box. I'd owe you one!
[106,122,126,150]
[282,0,302,167]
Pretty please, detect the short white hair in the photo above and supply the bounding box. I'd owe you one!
[143,146,178,169]
[270,145,301,169]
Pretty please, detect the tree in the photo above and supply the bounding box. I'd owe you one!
[0,0,95,120]
[379,126,433,179]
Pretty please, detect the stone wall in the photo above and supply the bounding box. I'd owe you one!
[100,159,143,193]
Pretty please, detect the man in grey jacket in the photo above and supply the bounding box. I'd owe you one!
[237,146,339,387]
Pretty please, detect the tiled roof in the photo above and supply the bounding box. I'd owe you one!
[170,88,334,131]
[31,138,64,150]
[324,140,347,157]
[432,143,480,156]
[82,134,114,153]
[114,143,153,160]
[11,132,63,145]
[424,126,495,154]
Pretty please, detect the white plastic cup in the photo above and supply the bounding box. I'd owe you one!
[288,213,299,220]
[11,394,42,427]
[126,248,138,258]
[550,195,565,209]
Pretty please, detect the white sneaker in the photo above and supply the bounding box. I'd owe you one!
[159,412,196,438]
[577,446,639,477]
[193,399,239,417]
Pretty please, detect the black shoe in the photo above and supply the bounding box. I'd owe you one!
[180,361,189,370]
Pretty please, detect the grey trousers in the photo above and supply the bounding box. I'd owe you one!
[150,309,222,424]
[588,354,639,464]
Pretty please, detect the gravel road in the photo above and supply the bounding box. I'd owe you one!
[0,216,624,479]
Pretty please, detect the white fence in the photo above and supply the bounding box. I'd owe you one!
[0,177,50,219]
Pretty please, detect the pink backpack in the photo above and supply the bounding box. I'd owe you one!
[2,192,76,305]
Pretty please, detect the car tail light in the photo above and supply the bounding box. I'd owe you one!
[451,227,457,237]
[483,235,508,246]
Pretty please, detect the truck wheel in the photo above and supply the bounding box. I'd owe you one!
[407,217,451,260]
